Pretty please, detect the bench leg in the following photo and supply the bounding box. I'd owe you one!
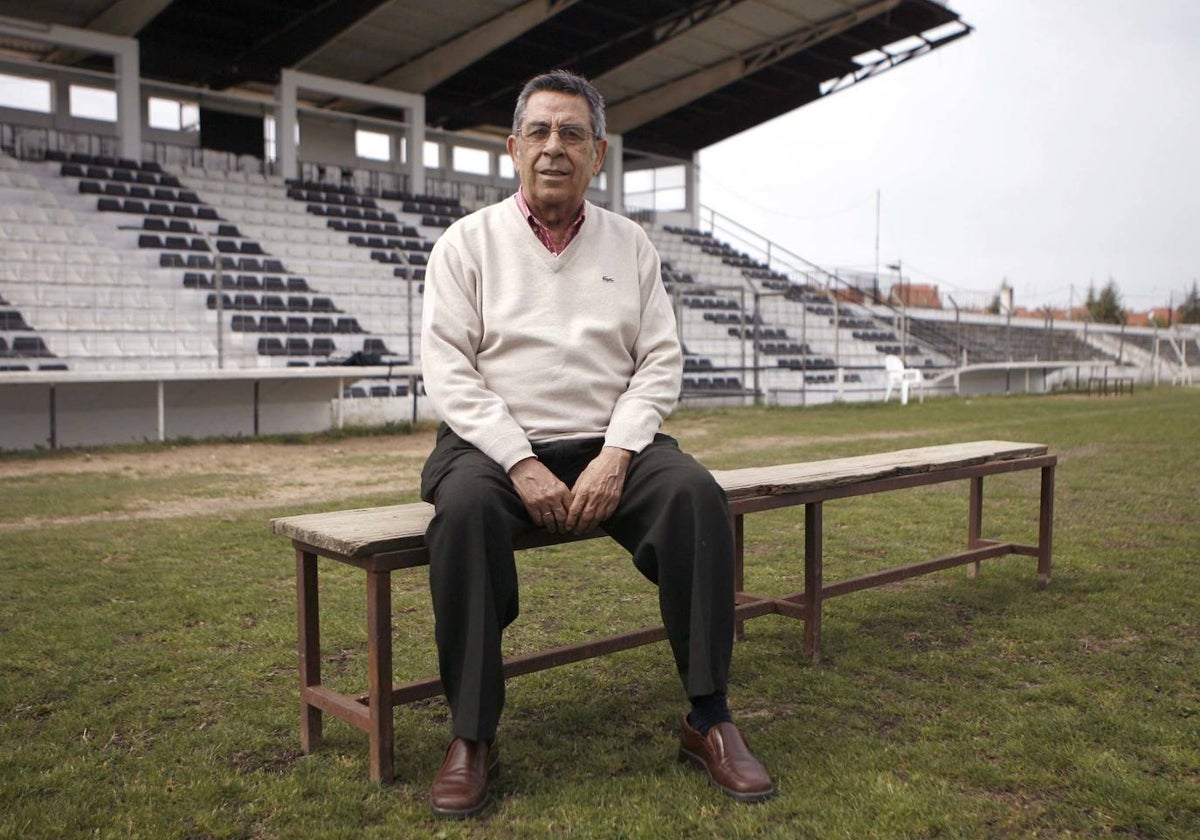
[296,549,323,754]
[1038,465,1055,589]
[366,568,395,783]
[803,502,823,663]
[967,475,984,579]
[733,513,746,642]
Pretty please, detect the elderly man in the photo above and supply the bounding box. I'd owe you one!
[419,69,773,818]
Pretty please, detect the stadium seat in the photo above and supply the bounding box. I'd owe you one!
[285,337,311,356]
[12,336,52,357]
[257,337,285,356]
[0,310,31,330]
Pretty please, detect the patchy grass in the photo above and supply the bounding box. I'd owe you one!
[1,388,1198,838]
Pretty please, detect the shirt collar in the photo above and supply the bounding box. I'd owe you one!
[515,188,586,256]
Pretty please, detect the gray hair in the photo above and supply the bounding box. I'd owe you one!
[512,69,606,140]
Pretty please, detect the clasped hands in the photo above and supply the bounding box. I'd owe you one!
[508,446,633,535]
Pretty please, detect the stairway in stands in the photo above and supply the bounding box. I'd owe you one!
[646,224,921,402]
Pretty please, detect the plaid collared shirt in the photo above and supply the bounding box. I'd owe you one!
[515,188,586,256]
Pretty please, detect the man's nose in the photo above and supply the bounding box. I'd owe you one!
[542,128,566,153]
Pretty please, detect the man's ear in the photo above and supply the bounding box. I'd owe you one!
[592,138,608,174]
[506,134,519,164]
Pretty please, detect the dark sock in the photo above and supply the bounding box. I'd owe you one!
[687,691,732,736]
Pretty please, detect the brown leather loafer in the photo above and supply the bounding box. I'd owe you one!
[679,714,775,803]
[430,737,499,818]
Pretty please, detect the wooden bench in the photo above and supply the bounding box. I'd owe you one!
[270,440,1056,783]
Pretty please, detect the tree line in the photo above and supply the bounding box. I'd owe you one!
[1084,279,1200,325]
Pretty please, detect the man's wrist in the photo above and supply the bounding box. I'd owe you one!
[508,455,539,478]
[602,446,634,466]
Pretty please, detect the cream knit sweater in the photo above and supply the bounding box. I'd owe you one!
[421,196,682,471]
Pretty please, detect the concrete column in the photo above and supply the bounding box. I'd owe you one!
[113,40,141,161]
[277,71,299,180]
[408,96,426,196]
[686,151,702,230]
[277,69,424,192]
[605,131,623,212]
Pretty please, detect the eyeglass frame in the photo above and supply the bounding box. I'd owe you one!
[517,122,597,147]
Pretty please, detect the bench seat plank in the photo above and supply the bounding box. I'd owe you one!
[712,440,1047,499]
[270,440,1047,559]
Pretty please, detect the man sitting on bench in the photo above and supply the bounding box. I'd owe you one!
[419,69,774,818]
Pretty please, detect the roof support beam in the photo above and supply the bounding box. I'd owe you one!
[555,0,741,82]
[373,0,582,93]
[603,0,902,134]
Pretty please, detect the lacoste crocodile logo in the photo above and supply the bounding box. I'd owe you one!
[602,275,614,282]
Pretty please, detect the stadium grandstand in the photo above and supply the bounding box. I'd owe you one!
[0,1,1194,449]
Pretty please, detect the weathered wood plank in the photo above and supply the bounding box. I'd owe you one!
[710,440,1047,499]
[269,440,1048,559]
[272,504,434,557]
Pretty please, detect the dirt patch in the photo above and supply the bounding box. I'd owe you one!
[0,429,438,529]
[0,424,929,530]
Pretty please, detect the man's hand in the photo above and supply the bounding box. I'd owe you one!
[508,457,573,534]
[565,447,633,535]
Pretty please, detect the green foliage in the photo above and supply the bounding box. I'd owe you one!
[1179,281,1200,325]
[1085,279,1126,324]
[2,390,1199,838]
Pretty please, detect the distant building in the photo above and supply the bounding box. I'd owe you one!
[890,282,943,309]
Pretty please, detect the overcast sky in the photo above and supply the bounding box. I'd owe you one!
[698,0,1200,313]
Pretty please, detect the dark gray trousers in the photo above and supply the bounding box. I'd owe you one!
[420,424,735,741]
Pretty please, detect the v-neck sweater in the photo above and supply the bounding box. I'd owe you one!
[421,196,682,471]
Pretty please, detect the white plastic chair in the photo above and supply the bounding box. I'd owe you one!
[884,354,924,405]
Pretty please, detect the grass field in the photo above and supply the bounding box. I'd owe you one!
[2,388,1198,839]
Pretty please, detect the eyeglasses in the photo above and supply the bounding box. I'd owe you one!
[519,123,595,146]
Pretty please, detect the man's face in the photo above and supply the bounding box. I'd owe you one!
[507,90,608,222]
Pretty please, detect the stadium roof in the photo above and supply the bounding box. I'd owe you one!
[0,0,970,159]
